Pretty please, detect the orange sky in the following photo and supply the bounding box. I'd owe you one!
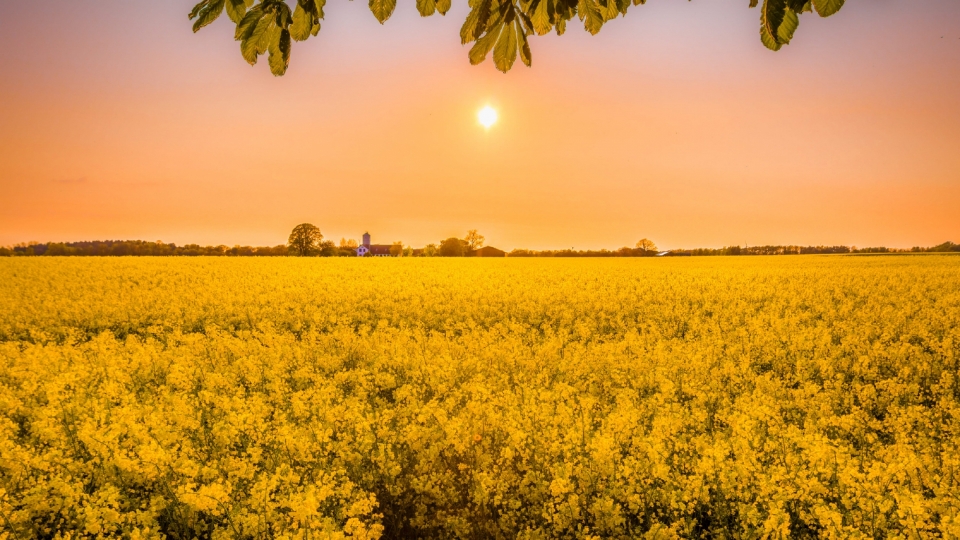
[1,0,958,250]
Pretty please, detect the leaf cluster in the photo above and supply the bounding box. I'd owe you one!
[189,0,846,75]
[755,0,843,51]
[190,0,325,75]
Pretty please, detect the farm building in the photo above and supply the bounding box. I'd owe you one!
[356,232,395,257]
[473,246,506,257]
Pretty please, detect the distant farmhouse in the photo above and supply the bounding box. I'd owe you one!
[356,232,506,257]
[355,233,393,257]
[473,246,506,257]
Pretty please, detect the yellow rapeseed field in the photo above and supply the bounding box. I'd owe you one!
[1,256,958,539]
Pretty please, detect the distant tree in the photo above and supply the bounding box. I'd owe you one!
[439,237,468,257]
[465,230,485,251]
[288,223,323,256]
[422,244,439,257]
[390,242,404,257]
[337,238,359,256]
[508,249,535,257]
[227,245,256,256]
[259,245,290,256]
[13,242,39,256]
[635,238,658,254]
[319,240,338,257]
[403,246,414,257]
[189,0,847,76]
[930,241,959,253]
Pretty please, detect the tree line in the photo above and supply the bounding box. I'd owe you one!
[2,234,958,258]
[0,240,291,258]
[286,223,488,257]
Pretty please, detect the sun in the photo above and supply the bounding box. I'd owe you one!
[478,106,498,129]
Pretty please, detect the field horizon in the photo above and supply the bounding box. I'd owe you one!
[5,236,960,258]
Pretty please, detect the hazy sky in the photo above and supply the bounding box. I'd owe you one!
[1,0,958,250]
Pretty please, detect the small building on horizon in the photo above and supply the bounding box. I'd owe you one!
[356,232,394,257]
[473,246,506,257]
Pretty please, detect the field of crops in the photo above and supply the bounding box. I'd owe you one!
[1,256,958,539]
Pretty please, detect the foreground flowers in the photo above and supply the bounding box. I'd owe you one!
[1,256,958,538]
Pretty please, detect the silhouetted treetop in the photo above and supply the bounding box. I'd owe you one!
[189,0,845,76]
[288,223,323,256]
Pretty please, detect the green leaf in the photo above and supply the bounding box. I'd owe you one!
[461,7,480,43]
[189,1,210,20]
[518,10,535,34]
[369,0,397,24]
[777,7,799,44]
[493,18,518,72]
[531,0,552,35]
[298,0,318,17]
[761,0,786,43]
[310,3,322,37]
[516,20,532,66]
[291,4,315,41]
[268,28,291,76]
[225,0,246,23]
[476,0,494,39]
[436,0,452,15]
[578,0,604,35]
[503,2,516,24]
[760,23,781,51]
[191,0,225,32]
[274,2,293,28]
[235,6,263,40]
[417,0,437,17]
[812,0,843,17]
[601,0,619,22]
[785,0,805,11]
[493,17,517,73]
[241,15,273,65]
[468,19,502,65]
[280,29,291,63]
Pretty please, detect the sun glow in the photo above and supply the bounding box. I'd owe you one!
[478,106,498,129]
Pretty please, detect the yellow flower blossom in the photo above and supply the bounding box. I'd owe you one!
[0,256,958,538]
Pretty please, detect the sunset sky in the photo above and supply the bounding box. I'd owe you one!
[1,0,958,250]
